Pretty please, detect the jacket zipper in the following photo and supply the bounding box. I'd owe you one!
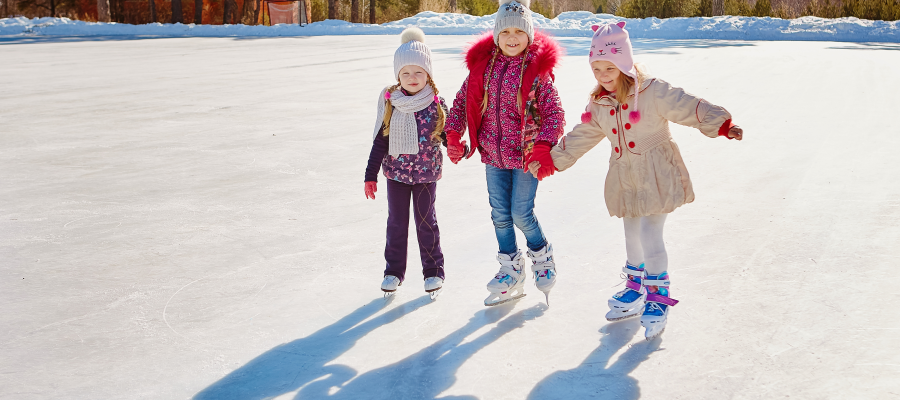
[494,60,511,169]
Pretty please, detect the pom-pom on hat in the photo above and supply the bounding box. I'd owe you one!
[589,21,641,123]
[494,0,534,45]
[394,27,433,79]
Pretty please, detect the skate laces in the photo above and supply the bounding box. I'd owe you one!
[644,301,667,316]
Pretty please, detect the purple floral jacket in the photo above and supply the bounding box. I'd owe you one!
[364,98,448,185]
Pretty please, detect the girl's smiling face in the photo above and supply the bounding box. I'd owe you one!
[592,60,621,92]
[498,28,529,57]
[398,65,428,94]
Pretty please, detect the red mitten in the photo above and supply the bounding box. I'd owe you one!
[365,181,377,199]
[446,131,468,164]
[527,141,557,181]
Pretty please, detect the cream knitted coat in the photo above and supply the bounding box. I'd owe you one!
[551,76,732,218]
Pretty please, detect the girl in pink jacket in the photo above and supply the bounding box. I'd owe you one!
[445,0,565,306]
[529,22,743,340]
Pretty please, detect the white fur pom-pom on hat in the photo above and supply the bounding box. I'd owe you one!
[394,26,434,79]
[400,26,426,44]
[494,0,534,45]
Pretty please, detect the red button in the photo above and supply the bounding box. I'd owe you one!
[612,128,617,135]
[610,110,615,116]
[615,147,619,153]
[622,104,629,110]
[625,123,632,130]
[629,141,635,148]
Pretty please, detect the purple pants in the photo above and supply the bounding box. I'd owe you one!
[384,179,445,282]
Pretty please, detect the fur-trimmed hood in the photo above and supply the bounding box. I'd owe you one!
[463,30,563,80]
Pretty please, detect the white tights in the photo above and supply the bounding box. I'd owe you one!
[623,214,668,276]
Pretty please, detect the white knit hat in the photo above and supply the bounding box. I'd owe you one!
[494,0,534,45]
[394,27,433,79]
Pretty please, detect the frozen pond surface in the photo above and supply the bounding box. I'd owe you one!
[1,35,899,399]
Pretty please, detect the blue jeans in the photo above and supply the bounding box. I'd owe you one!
[485,164,548,255]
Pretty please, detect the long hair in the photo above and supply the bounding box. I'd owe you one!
[381,78,445,144]
[480,46,531,115]
[381,82,402,137]
[426,75,446,143]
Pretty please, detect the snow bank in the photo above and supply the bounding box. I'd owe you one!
[2,12,899,42]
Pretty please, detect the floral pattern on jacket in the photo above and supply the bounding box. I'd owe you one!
[365,97,447,185]
[445,32,566,170]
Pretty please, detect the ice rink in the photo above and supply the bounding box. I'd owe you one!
[2,35,899,399]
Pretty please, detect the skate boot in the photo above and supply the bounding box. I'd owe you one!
[381,275,401,298]
[484,251,527,307]
[527,243,556,306]
[424,277,444,300]
[640,272,679,341]
[606,263,646,321]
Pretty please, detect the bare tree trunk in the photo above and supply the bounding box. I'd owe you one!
[369,0,375,23]
[351,0,358,22]
[449,0,456,12]
[713,0,724,15]
[49,0,56,16]
[240,0,257,24]
[98,0,111,21]
[149,0,156,21]
[328,0,335,19]
[172,0,184,22]
[194,0,202,23]
[224,0,237,23]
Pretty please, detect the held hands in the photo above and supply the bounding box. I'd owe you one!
[446,131,468,164]
[526,141,557,181]
[726,125,743,141]
[365,181,377,199]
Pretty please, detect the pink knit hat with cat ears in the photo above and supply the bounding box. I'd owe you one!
[589,21,641,124]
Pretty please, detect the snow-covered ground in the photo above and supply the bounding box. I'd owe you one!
[2,33,900,399]
[2,11,900,42]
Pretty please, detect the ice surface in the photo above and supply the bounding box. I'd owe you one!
[2,12,900,42]
[1,35,899,399]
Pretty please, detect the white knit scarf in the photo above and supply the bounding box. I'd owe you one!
[373,85,435,157]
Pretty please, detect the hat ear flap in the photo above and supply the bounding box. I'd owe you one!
[616,21,626,28]
[591,24,600,32]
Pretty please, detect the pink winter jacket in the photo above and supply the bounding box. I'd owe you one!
[445,32,566,169]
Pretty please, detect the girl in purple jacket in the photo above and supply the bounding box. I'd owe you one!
[364,28,448,300]
[444,0,565,306]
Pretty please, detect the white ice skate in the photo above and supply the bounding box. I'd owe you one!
[606,263,646,321]
[424,277,444,300]
[381,275,401,298]
[640,272,679,340]
[484,251,527,307]
[527,243,556,306]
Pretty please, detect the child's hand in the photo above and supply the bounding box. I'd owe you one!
[527,161,541,177]
[446,131,467,164]
[365,181,377,199]
[727,125,743,141]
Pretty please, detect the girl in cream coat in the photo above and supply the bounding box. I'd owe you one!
[526,22,743,340]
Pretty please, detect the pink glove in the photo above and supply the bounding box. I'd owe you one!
[365,181,377,199]
[526,141,557,181]
[446,131,468,164]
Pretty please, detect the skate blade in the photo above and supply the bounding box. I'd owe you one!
[484,293,526,307]
[428,288,443,300]
[543,291,550,307]
[383,291,396,300]
[605,309,642,322]
[645,326,665,341]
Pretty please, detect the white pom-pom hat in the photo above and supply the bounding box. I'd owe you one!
[394,27,433,79]
[494,0,534,45]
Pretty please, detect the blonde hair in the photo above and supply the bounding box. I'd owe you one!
[590,63,647,105]
[480,46,530,115]
[381,77,446,144]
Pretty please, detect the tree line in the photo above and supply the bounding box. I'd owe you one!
[2,0,897,25]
